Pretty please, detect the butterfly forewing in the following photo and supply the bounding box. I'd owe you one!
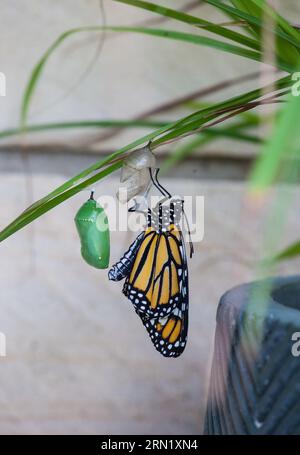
[124,226,183,320]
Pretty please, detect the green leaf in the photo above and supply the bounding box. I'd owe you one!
[114,0,260,50]
[21,24,263,126]
[0,161,122,243]
[1,117,260,144]
[106,25,262,59]
[0,119,167,140]
[153,76,291,147]
[21,27,102,127]
[246,0,300,68]
[250,0,300,43]
[230,0,263,30]
[206,0,300,69]
[162,120,261,170]
[210,0,299,45]
[273,240,300,262]
[249,93,300,191]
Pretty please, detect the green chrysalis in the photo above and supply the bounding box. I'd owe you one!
[75,192,110,269]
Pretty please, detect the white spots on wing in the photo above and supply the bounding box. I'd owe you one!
[159,316,168,325]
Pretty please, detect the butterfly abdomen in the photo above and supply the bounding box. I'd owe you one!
[108,232,144,281]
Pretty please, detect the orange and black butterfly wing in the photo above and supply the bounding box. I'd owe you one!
[114,221,189,357]
[123,226,183,320]
[140,229,189,357]
[122,227,158,311]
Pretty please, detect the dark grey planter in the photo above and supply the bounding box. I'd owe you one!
[204,275,300,435]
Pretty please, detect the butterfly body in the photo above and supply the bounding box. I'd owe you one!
[108,232,144,282]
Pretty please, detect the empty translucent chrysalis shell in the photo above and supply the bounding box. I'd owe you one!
[74,192,110,269]
[117,145,156,203]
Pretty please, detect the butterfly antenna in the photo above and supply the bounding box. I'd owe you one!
[182,202,194,259]
[149,168,164,196]
[149,168,172,198]
[155,169,172,198]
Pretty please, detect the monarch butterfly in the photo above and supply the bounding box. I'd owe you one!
[109,170,193,358]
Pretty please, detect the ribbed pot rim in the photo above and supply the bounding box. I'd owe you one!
[217,275,300,327]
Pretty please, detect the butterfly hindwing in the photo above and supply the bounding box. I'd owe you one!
[141,227,189,357]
